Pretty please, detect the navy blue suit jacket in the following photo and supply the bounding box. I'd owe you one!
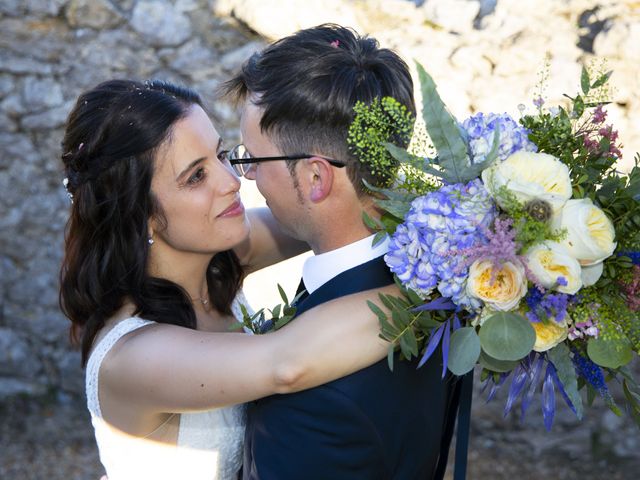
[243,255,459,479]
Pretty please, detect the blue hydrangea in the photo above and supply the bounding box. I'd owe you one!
[385,179,497,309]
[460,112,537,164]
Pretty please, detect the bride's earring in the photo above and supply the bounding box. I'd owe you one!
[148,235,154,245]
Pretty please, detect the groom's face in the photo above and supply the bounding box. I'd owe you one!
[239,99,310,241]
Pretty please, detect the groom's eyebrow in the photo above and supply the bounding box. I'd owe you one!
[175,138,223,182]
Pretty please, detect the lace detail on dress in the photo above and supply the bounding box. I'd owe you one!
[86,317,154,418]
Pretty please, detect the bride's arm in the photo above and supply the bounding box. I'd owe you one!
[234,207,309,273]
[101,285,397,413]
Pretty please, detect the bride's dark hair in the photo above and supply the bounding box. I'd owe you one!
[59,79,244,365]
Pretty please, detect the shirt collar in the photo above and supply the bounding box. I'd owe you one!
[302,234,390,295]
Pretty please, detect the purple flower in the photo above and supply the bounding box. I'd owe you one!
[525,288,570,324]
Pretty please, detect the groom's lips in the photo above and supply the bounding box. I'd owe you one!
[217,199,245,218]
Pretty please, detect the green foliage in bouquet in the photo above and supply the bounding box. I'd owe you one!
[238,285,303,334]
[348,97,415,187]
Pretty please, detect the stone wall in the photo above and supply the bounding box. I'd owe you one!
[0,0,638,462]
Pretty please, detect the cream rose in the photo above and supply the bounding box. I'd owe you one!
[481,151,572,212]
[531,318,568,352]
[553,198,616,265]
[466,260,528,311]
[581,262,604,287]
[525,241,583,294]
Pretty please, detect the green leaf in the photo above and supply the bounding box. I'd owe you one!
[591,71,613,89]
[385,142,443,178]
[547,343,584,419]
[580,66,590,95]
[400,330,419,358]
[587,337,633,369]
[372,231,388,247]
[378,293,396,311]
[622,380,640,426]
[478,312,536,361]
[367,300,387,323]
[392,308,410,328]
[478,350,519,373]
[362,178,418,204]
[375,198,412,220]
[277,284,289,304]
[404,287,424,306]
[362,210,383,230]
[415,62,470,183]
[270,304,281,319]
[447,327,481,375]
[387,346,395,371]
[573,95,585,118]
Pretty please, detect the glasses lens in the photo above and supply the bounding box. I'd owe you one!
[232,163,247,177]
[229,144,249,161]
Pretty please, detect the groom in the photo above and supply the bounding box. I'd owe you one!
[225,24,461,479]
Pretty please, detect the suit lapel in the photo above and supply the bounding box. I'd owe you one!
[293,255,394,318]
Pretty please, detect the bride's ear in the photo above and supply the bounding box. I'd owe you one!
[305,157,334,203]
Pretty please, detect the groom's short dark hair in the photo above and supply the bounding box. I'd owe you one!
[222,23,415,196]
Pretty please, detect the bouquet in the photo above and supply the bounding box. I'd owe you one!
[350,62,640,429]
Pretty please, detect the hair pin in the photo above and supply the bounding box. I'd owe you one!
[330,40,340,48]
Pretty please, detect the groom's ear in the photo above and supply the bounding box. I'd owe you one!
[305,157,334,203]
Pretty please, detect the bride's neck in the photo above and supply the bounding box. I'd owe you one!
[147,246,214,304]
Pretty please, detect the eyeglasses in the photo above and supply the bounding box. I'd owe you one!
[226,144,346,177]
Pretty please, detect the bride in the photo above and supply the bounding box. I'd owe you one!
[59,79,393,479]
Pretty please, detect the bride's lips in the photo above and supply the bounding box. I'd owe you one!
[217,199,245,218]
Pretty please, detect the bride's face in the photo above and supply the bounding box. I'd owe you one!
[149,104,249,256]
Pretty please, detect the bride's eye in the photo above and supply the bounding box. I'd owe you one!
[187,167,206,185]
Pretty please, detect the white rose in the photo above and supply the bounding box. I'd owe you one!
[581,262,604,287]
[553,198,616,265]
[525,241,583,294]
[481,151,572,212]
[466,260,528,311]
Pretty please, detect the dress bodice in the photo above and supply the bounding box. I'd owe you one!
[86,293,251,480]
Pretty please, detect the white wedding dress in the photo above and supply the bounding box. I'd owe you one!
[85,293,251,480]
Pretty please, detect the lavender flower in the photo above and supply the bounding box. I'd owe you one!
[385,179,497,309]
[460,112,537,164]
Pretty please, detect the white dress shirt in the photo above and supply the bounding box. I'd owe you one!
[301,234,390,294]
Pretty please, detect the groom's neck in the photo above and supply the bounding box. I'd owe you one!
[309,224,373,255]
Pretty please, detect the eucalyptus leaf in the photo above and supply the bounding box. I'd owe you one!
[362,180,419,208]
[416,62,471,183]
[547,343,584,419]
[375,198,412,220]
[478,312,536,361]
[587,337,633,369]
[478,350,519,373]
[447,327,481,375]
